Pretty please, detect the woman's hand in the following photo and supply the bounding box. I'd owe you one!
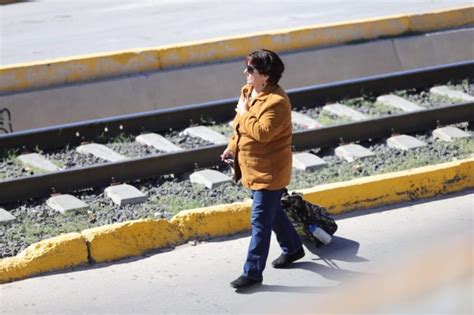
[220,148,234,164]
[235,96,248,115]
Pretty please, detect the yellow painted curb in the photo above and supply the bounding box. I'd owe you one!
[0,158,472,283]
[81,219,181,263]
[1,6,472,94]
[299,158,474,215]
[0,233,88,283]
[409,5,474,32]
[170,201,252,240]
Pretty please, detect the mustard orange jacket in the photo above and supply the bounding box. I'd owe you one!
[227,84,292,190]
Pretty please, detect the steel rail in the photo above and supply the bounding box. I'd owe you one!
[0,61,472,155]
[1,102,472,204]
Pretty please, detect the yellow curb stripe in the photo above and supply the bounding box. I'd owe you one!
[1,6,472,94]
[0,157,472,283]
[81,219,181,263]
[0,233,88,283]
[299,158,473,215]
[159,15,410,68]
[409,5,474,32]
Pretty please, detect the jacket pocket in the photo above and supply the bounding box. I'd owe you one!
[243,156,273,184]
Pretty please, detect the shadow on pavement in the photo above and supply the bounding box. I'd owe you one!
[303,235,368,263]
[289,260,366,281]
[235,284,333,294]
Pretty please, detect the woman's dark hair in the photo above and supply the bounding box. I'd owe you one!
[246,49,285,86]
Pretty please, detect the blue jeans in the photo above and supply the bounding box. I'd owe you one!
[243,189,302,280]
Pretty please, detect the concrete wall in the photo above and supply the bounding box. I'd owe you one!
[0,27,472,133]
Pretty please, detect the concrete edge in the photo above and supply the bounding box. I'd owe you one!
[0,157,472,283]
[170,201,252,241]
[0,233,88,283]
[81,219,182,263]
[299,158,474,214]
[1,5,472,94]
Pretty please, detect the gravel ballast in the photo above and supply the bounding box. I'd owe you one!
[0,131,472,258]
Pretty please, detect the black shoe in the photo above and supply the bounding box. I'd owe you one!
[230,275,262,289]
[271,247,305,268]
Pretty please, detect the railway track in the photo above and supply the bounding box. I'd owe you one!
[0,61,473,205]
[1,61,473,258]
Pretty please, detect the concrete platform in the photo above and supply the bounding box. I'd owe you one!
[1,27,472,132]
[3,1,470,65]
[1,191,471,314]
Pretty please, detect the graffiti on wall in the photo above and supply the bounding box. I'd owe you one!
[0,108,13,134]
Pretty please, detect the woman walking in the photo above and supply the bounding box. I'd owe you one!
[221,49,304,289]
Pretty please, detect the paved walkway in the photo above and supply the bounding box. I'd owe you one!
[1,0,471,65]
[1,190,472,314]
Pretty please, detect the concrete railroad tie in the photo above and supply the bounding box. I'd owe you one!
[17,153,61,172]
[322,103,368,121]
[183,126,228,145]
[76,143,128,162]
[136,133,183,153]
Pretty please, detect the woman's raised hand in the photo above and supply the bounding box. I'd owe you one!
[235,96,249,115]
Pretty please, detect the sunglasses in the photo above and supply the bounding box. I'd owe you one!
[245,65,256,74]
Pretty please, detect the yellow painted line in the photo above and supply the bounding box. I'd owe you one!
[0,157,472,283]
[1,5,472,94]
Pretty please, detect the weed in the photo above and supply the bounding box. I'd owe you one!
[33,145,43,154]
[207,123,233,137]
[3,148,19,161]
[110,133,134,144]
[157,195,204,215]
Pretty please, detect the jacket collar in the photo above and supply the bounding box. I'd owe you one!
[250,84,280,101]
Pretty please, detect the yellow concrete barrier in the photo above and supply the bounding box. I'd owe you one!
[0,233,88,283]
[0,158,472,283]
[299,158,474,215]
[81,219,181,263]
[1,6,472,94]
[171,201,252,240]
